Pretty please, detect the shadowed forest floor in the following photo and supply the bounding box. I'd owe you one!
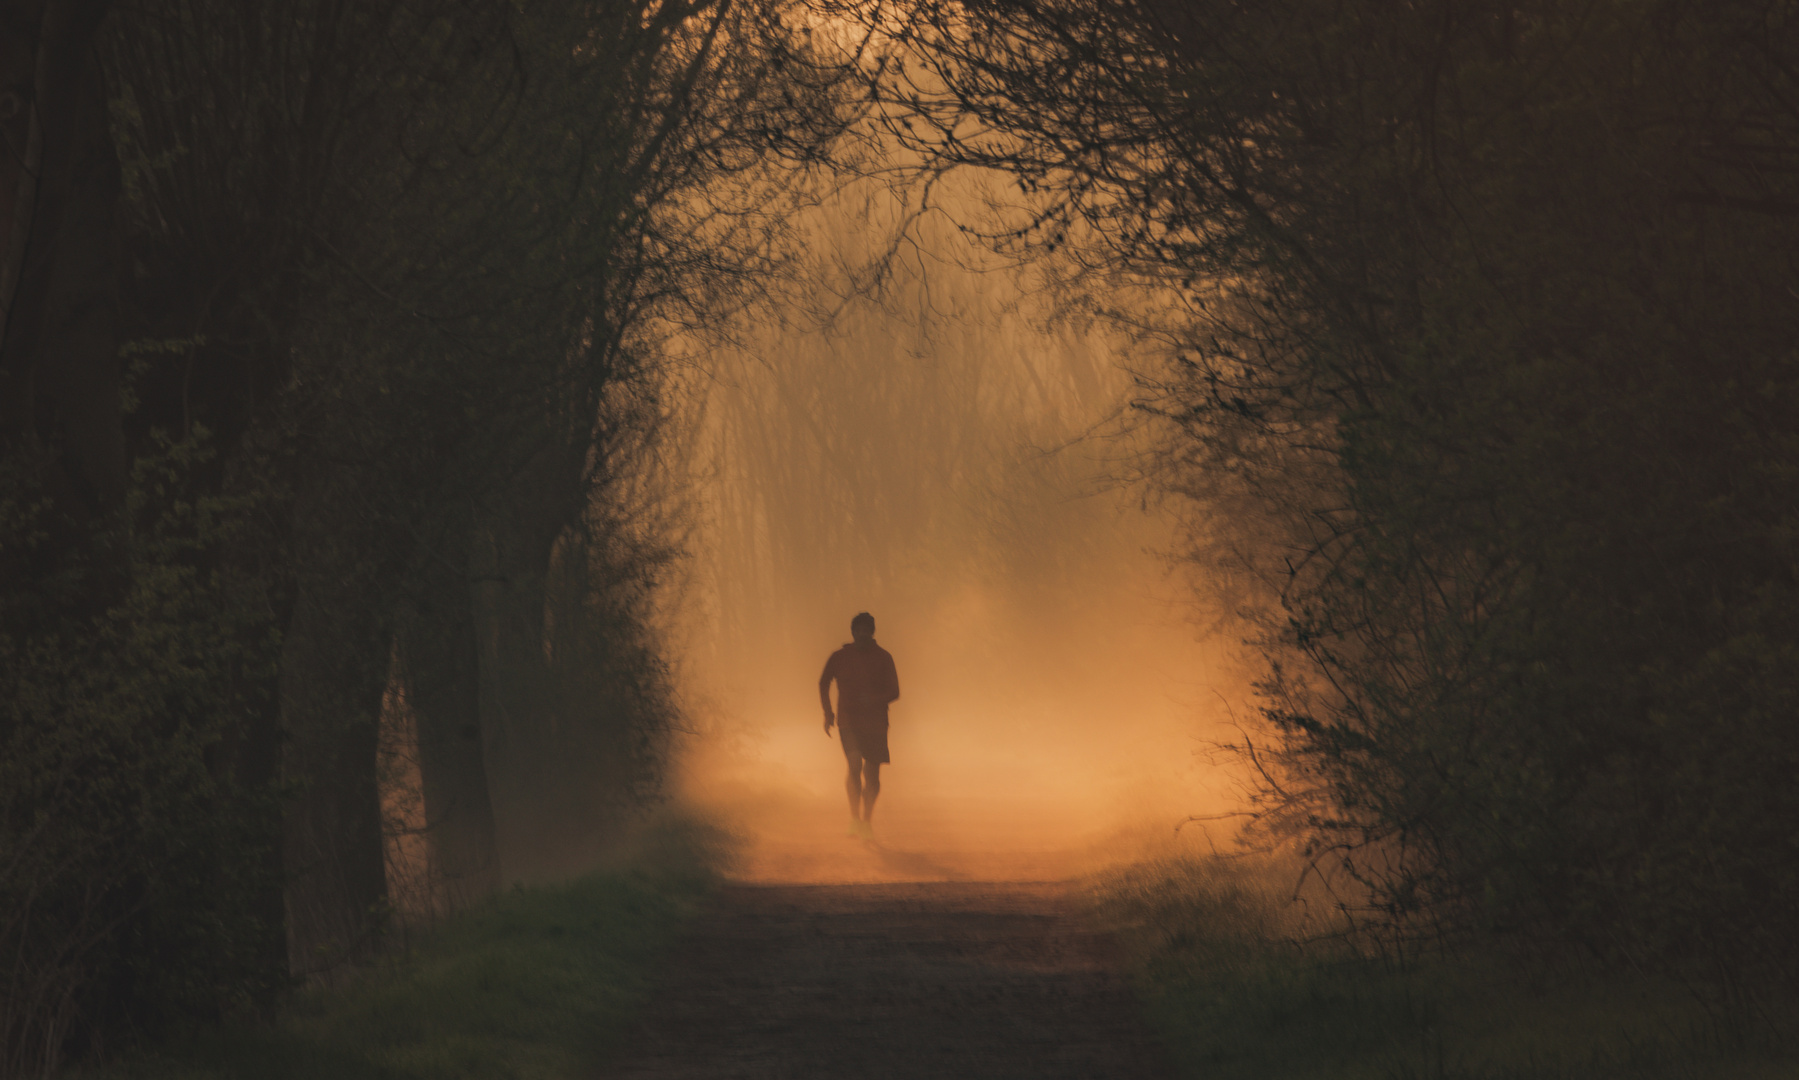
[91,820,725,1080]
[607,881,1176,1079]
[87,819,1797,1080]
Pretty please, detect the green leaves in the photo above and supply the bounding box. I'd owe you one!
[0,433,286,1074]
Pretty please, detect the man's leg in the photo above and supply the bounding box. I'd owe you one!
[845,755,864,822]
[860,761,881,824]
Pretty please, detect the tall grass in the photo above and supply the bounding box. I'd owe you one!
[1091,854,1798,1080]
[94,815,732,1080]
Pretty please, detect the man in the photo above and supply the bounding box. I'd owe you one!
[819,611,900,838]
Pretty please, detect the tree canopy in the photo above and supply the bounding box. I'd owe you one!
[875,0,1799,977]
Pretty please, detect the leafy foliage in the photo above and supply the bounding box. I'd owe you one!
[0,434,283,1075]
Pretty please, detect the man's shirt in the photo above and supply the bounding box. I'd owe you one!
[819,640,900,725]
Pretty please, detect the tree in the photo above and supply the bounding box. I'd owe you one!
[1,0,862,1068]
[0,0,122,519]
[874,0,1799,979]
[102,0,859,967]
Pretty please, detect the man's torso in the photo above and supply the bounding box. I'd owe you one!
[826,642,898,725]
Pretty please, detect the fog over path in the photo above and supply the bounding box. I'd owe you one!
[670,155,1254,880]
[608,881,1175,1079]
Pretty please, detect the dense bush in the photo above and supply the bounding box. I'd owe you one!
[1214,0,1799,976]
[0,436,283,1074]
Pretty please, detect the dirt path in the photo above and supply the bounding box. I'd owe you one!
[607,880,1175,1079]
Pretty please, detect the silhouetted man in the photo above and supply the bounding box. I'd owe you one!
[819,611,900,838]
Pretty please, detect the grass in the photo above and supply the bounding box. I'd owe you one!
[87,815,1796,1079]
[95,814,731,1080]
[1091,855,1799,1080]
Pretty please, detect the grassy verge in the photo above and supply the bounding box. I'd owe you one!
[1092,855,1798,1080]
[96,814,730,1080]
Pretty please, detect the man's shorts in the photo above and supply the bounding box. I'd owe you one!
[838,719,890,766]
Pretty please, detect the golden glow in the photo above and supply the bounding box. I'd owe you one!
[667,153,1254,883]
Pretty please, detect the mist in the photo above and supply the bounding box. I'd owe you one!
[667,164,1251,882]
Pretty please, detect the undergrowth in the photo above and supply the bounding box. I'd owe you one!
[89,814,731,1080]
[1092,854,1798,1080]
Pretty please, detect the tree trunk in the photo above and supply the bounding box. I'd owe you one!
[469,442,584,884]
[0,0,122,512]
[470,522,556,886]
[395,559,500,908]
[279,565,391,978]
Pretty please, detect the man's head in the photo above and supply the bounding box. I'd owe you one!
[850,611,875,642]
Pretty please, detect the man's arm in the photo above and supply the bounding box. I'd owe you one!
[884,653,900,704]
[818,655,836,733]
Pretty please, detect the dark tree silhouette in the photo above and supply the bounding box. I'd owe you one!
[871,0,1799,981]
[0,0,862,1069]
